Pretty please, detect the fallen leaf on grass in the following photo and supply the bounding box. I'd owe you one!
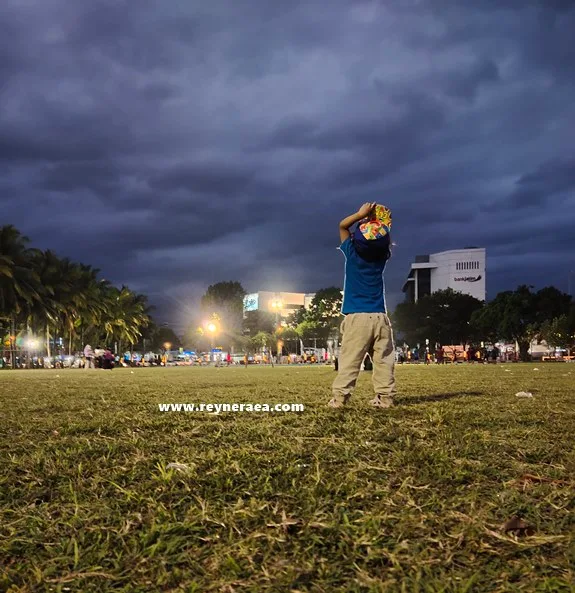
[166,462,193,472]
[46,571,120,583]
[520,474,571,486]
[485,528,565,547]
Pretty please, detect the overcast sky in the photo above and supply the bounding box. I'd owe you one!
[2,0,574,331]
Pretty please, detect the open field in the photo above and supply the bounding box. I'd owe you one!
[1,364,574,593]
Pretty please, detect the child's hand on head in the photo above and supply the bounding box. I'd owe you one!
[357,202,376,219]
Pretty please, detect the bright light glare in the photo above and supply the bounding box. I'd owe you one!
[207,322,217,333]
[26,339,39,350]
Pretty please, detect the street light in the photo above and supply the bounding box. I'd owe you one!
[206,321,218,363]
[270,298,283,362]
[26,338,39,350]
[25,338,39,369]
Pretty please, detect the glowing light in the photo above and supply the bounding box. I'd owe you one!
[164,342,172,350]
[207,322,217,333]
[270,298,283,311]
[26,339,39,350]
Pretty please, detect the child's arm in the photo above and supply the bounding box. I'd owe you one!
[339,202,375,243]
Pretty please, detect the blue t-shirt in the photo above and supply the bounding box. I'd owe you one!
[339,237,388,314]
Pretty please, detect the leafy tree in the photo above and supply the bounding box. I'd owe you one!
[1,225,153,360]
[533,286,572,326]
[539,303,575,354]
[296,320,324,343]
[393,288,482,346]
[285,307,307,328]
[250,331,275,355]
[201,282,246,332]
[200,281,246,352]
[0,225,41,321]
[302,287,343,345]
[306,287,342,323]
[146,325,182,351]
[470,285,571,361]
[242,309,275,336]
[391,301,423,346]
[183,325,210,352]
[278,327,299,354]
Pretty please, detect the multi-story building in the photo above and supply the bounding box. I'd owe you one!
[402,248,486,303]
[242,291,316,319]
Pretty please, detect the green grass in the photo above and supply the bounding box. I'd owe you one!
[1,363,574,593]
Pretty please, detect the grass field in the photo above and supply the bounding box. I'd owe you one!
[1,363,574,593]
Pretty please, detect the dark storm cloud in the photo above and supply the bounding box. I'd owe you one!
[2,0,575,330]
[508,159,575,207]
[149,162,257,196]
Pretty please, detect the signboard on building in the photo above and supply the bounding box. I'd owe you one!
[243,293,259,311]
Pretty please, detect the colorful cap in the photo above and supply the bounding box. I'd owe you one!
[352,204,392,261]
[358,204,392,240]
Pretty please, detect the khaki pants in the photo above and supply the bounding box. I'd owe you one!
[332,313,396,404]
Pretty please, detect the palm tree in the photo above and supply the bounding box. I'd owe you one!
[26,250,64,357]
[0,226,43,366]
[1,225,155,365]
[102,286,151,354]
[0,225,42,317]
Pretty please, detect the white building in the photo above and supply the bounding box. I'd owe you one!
[242,291,316,319]
[402,248,486,302]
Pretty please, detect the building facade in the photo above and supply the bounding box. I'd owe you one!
[242,291,316,319]
[402,248,486,302]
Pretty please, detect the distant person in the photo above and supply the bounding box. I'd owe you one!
[103,348,115,370]
[435,346,444,364]
[330,202,395,409]
[491,346,499,362]
[94,347,105,368]
[84,344,95,369]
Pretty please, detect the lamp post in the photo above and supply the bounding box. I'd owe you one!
[26,338,38,369]
[270,297,283,363]
[207,322,217,363]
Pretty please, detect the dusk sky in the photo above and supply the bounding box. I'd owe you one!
[2,0,574,331]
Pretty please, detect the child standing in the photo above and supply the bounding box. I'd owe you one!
[330,202,396,408]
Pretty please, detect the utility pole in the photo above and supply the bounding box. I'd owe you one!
[11,317,15,370]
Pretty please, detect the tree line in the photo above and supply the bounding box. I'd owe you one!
[189,282,574,361]
[181,284,344,357]
[3,223,572,362]
[392,286,574,361]
[0,225,153,358]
